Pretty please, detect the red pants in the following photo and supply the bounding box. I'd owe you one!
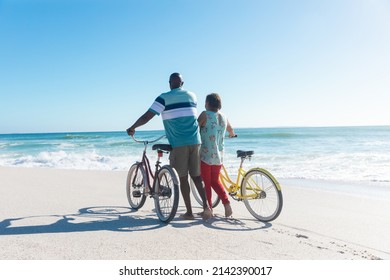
[201,161,230,208]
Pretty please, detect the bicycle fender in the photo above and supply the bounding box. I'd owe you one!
[245,168,282,191]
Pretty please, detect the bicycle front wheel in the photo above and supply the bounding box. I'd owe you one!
[126,163,147,209]
[241,168,283,222]
[154,165,180,223]
[190,177,220,208]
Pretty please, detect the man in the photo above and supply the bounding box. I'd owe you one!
[127,73,212,220]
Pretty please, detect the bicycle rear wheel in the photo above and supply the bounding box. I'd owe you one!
[241,168,283,222]
[126,163,147,209]
[190,177,220,208]
[154,165,180,223]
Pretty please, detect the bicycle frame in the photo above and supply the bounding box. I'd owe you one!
[127,134,180,223]
[219,157,277,200]
[219,156,248,200]
[188,147,283,221]
[132,135,166,193]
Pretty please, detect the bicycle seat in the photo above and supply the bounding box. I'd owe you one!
[152,144,172,152]
[236,150,254,158]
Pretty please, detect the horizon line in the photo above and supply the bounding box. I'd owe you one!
[1,124,390,135]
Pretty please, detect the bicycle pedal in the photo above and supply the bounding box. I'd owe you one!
[132,190,142,197]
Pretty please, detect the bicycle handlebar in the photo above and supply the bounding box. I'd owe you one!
[226,134,238,138]
[131,134,166,144]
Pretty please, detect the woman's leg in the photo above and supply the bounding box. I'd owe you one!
[200,161,213,209]
[210,165,230,205]
[210,164,232,217]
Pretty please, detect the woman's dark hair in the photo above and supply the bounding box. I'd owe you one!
[206,93,222,110]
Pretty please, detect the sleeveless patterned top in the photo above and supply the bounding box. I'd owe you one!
[200,111,227,165]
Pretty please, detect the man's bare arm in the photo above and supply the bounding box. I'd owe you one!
[126,110,156,136]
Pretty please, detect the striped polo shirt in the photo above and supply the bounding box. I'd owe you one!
[148,88,201,148]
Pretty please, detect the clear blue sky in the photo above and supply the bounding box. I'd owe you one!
[1,0,389,133]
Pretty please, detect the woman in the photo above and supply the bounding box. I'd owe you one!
[198,93,235,217]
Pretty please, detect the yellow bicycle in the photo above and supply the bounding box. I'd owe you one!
[191,150,283,222]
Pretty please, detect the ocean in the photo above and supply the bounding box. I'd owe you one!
[1,126,390,186]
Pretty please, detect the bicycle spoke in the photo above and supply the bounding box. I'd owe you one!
[154,166,179,223]
[126,164,147,209]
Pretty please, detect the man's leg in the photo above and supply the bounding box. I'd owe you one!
[191,175,208,209]
[191,175,212,219]
[170,146,195,220]
[179,176,194,219]
[188,145,212,219]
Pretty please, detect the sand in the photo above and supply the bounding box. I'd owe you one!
[1,166,389,260]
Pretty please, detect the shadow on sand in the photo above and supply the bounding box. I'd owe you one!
[0,206,165,235]
[0,206,272,236]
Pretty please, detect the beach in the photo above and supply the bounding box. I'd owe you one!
[1,166,389,260]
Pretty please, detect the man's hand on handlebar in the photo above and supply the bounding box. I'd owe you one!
[126,127,135,136]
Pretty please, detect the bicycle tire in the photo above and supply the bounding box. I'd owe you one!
[241,168,283,222]
[189,177,221,208]
[154,165,180,223]
[126,163,147,209]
